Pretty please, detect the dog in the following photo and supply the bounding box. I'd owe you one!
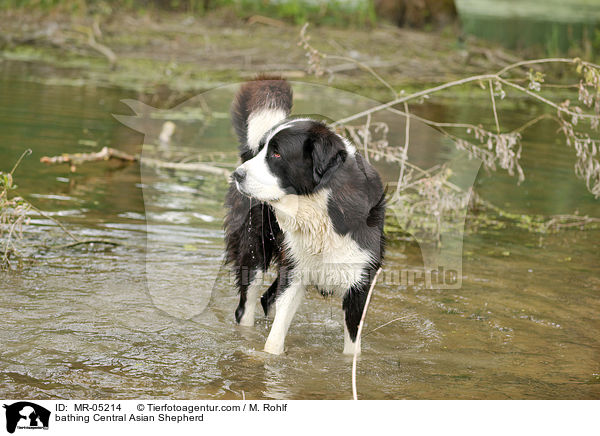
[224,76,385,355]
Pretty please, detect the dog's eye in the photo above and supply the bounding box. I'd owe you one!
[271,152,281,158]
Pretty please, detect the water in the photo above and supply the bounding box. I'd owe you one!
[456,0,600,54]
[0,60,599,399]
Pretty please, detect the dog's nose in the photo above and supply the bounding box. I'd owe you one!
[232,168,246,183]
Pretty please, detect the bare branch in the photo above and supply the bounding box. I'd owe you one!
[489,79,501,134]
[495,57,600,77]
[352,267,382,400]
[40,147,231,177]
[394,102,410,200]
[362,113,371,163]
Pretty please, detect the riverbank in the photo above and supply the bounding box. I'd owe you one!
[0,9,526,102]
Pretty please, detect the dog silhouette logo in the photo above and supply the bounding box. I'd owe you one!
[3,402,50,433]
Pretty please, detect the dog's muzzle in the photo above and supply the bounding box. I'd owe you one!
[232,167,246,183]
[233,167,250,196]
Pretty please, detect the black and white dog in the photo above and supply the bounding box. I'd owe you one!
[224,76,385,355]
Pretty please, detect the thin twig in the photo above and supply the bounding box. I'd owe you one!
[374,148,462,193]
[71,24,117,68]
[49,239,121,249]
[327,59,397,74]
[352,267,382,401]
[511,113,557,134]
[26,202,79,243]
[544,215,600,230]
[334,74,498,126]
[362,113,371,164]
[40,147,231,177]
[141,157,231,177]
[387,107,480,130]
[247,15,287,28]
[363,316,410,337]
[2,220,20,266]
[497,77,599,121]
[489,79,500,134]
[10,149,32,175]
[495,57,600,76]
[394,102,411,200]
[386,105,552,137]
[325,54,397,98]
[333,58,599,127]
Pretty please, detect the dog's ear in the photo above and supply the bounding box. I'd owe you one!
[310,132,347,186]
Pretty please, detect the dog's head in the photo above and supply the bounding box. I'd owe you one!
[232,119,351,202]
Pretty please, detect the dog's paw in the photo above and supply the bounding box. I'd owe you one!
[343,340,361,355]
[263,340,285,355]
[234,305,245,324]
[235,306,254,326]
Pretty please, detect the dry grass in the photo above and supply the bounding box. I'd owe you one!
[0,150,32,269]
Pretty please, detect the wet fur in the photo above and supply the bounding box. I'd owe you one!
[223,76,385,354]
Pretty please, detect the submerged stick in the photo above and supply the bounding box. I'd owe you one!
[49,239,121,249]
[40,147,231,177]
[72,24,117,68]
[40,146,136,171]
[352,267,382,400]
[247,15,287,28]
[27,203,79,243]
[141,157,231,177]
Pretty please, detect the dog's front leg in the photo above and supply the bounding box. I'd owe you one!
[236,269,265,326]
[263,278,304,355]
[342,279,372,355]
[343,317,362,355]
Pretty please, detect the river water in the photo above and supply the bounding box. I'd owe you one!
[0,60,598,399]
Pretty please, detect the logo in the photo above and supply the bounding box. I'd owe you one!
[3,402,50,434]
[114,82,481,319]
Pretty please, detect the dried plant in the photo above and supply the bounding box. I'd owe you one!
[455,128,524,183]
[298,23,326,78]
[1,150,120,269]
[0,150,32,268]
[343,121,389,162]
[397,168,471,243]
[298,25,600,243]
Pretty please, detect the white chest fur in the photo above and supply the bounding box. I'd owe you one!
[271,190,372,292]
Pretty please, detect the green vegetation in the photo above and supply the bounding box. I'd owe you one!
[217,0,375,27]
[0,0,376,27]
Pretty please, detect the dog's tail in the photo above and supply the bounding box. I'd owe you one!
[231,74,292,161]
